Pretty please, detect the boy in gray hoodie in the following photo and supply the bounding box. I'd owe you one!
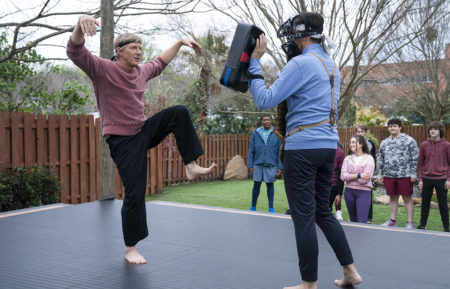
[377,118,419,229]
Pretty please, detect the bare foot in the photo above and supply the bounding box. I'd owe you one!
[185,161,216,180]
[334,264,362,287]
[284,281,317,289]
[125,246,147,264]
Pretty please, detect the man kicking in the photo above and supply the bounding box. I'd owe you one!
[67,15,216,264]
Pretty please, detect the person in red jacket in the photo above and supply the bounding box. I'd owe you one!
[330,143,345,221]
[417,121,450,232]
[67,15,216,264]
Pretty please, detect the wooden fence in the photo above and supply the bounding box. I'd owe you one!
[114,134,251,199]
[115,125,450,199]
[1,110,449,203]
[0,111,101,204]
[338,125,450,154]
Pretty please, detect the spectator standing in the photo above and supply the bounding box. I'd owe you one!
[417,121,450,232]
[356,125,377,223]
[248,114,283,213]
[330,143,345,221]
[377,118,419,229]
[341,136,375,223]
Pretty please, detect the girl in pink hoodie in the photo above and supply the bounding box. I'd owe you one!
[341,135,375,223]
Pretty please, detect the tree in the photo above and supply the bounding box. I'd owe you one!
[387,0,449,123]
[171,0,448,118]
[163,30,271,134]
[0,32,92,114]
[0,0,203,62]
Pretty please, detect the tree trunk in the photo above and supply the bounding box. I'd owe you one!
[99,0,116,199]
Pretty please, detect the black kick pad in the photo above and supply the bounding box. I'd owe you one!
[220,23,264,92]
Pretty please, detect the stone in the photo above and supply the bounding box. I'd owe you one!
[375,195,436,207]
[223,155,248,181]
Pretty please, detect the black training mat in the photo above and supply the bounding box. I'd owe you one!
[1,200,449,289]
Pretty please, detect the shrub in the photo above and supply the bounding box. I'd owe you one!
[0,166,61,212]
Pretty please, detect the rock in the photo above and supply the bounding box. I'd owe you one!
[412,197,422,205]
[375,195,437,208]
[375,195,390,205]
[223,155,248,181]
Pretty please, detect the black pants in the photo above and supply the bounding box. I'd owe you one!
[420,178,449,230]
[283,149,354,282]
[329,186,341,211]
[106,105,204,246]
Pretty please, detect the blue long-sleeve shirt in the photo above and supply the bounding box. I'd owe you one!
[248,128,283,170]
[249,44,339,150]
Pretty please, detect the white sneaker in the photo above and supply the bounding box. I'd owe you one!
[381,219,397,227]
[336,210,343,221]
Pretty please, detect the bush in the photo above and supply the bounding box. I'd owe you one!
[0,166,61,212]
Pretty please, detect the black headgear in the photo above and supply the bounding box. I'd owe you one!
[277,13,323,60]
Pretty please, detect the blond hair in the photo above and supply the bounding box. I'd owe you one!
[114,33,142,50]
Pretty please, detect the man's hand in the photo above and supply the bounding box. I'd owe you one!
[377,177,383,184]
[179,38,202,54]
[78,15,99,37]
[276,169,282,177]
[445,181,450,189]
[334,195,341,207]
[250,34,267,59]
[418,181,423,191]
[249,168,253,175]
[410,177,417,183]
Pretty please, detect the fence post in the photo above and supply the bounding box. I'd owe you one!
[0,112,9,171]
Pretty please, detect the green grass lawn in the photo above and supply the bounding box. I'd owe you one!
[146,179,449,232]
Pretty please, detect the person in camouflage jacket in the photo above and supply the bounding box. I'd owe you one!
[377,118,419,229]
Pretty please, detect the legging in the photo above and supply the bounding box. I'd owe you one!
[344,188,371,223]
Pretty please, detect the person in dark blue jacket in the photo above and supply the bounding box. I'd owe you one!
[248,114,283,213]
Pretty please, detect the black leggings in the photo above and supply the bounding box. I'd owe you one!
[106,105,204,246]
[420,178,449,230]
[283,149,354,282]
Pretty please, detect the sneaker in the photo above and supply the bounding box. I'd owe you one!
[417,225,426,230]
[336,210,343,221]
[381,220,396,227]
[268,208,276,213]
[444,228,450,232]
[406,222,414,229]
[249,206,256,211]
[285,209,291,215]
[367,218,373,224]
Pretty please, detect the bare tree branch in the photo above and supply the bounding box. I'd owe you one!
[0,0,205,63]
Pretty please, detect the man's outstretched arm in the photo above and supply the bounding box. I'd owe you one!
[159,39,202,65]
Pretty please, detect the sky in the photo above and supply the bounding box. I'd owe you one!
[1,0,233,64]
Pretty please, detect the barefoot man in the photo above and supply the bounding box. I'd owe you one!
[67,15,216,264]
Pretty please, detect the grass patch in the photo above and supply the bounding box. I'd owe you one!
[146,179,449,232]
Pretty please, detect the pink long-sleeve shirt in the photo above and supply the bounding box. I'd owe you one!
[341,154,375,191]
[66,37,167,136]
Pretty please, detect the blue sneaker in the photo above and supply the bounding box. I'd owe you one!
[249,206,256,211]
[268,208,276,213]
